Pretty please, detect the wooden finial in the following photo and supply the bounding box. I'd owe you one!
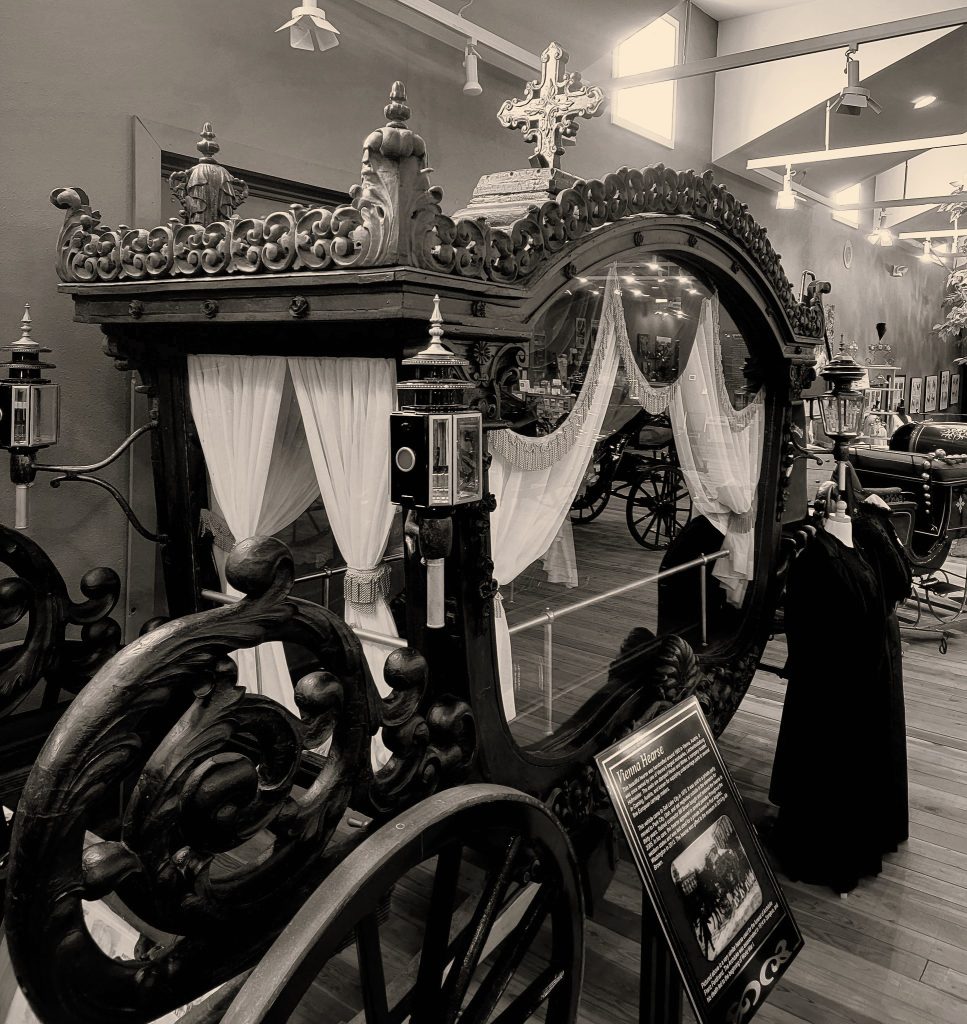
[196,123,220,161]
[385,82,411,127]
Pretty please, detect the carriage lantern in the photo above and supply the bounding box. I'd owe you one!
[818,352,870,458]
[391,295,482,627]
[0,305,60,529]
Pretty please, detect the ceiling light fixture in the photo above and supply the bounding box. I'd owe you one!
[463,38,483,95]
[830,46,881,117]
[913,94,937,109]
[776,164,797,210]
[919,240,946,266]
[868,209,894,247]
[647,261,660,271]
[276,0,339,52]
[655,297,668,304]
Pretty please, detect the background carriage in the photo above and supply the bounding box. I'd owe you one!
[0,57,827,1023]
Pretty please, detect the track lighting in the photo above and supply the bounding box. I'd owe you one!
[868,210,894,247]
[463,39,482,96]
[276,0,339,52]
[831,46,881,117]
[776,165,797,210]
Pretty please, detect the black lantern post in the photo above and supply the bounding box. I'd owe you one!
[390,296,483,628]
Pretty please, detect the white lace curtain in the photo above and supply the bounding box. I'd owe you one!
[615,294,765,605]
[489,264,624,719]
[189,355,400,753]
[188,355,317,715]
[289,356,399,767]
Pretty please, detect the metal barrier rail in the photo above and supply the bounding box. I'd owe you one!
[200,589,404,650]
[507,549,730,735]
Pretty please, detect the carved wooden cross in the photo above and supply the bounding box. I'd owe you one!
[498,42,606,169]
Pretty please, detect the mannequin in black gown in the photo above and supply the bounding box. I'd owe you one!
[769,497,911,893]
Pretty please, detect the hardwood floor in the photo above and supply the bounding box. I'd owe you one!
[506,503,967,1024]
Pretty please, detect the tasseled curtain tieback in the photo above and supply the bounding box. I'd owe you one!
[200,508,236,552]
[344,564,392,605]
[728,507,756,535]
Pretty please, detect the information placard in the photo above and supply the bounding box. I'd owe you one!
[596,696,802,1024]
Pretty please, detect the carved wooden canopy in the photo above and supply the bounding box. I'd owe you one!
[50,81,824,342]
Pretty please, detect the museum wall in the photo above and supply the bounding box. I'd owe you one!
[0,0,716,629]
[719,171,955,411]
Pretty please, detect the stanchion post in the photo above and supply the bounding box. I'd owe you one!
[640,887,683,1024]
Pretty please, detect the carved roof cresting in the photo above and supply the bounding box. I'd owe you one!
[497,41,606,169]
[49,74,822,339]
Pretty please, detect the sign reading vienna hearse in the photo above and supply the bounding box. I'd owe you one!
[596,697,802,1024]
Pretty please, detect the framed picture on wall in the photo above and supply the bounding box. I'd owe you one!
[952,371,961,407]
[925,374,939,413]
[910,377,923,414]
[893,374,907,411]
[941,370,951,411]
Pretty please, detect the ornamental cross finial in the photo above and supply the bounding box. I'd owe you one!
[498,42,606,169]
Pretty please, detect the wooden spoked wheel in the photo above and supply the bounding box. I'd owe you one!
[222,784,585,1024]
[626,466,692,550]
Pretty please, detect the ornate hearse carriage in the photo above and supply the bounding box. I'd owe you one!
[1,47,828,1024]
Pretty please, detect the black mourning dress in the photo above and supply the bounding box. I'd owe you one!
[769,501,911,893]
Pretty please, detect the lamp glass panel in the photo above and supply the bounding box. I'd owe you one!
[30,384,60,446]
[819,390,867,438]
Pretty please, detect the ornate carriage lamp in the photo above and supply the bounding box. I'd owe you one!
[0,305,60,528]
[391,296,483,627]
[818,352,870,456]
[818,351,870,525]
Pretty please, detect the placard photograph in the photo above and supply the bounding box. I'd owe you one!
[671,815,763,961]
[953,371,962,407]
[893,374,906,410]
[941,369,951,411]
[925,374,938,413]
[910,376,923,414]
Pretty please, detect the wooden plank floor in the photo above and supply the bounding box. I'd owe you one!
[507,504,967,1024]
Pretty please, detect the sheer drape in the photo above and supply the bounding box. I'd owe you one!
[489,264,624,718]
[289,356,399,763]
[188,354,309,715]
[668,299,764,605]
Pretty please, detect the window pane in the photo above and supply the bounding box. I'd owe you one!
[613,81,676,145]
[614,16,678,77]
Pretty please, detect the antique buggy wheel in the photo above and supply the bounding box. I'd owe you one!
[222,784,585,1024]
[626,466,692,549]
[570,461,613,524]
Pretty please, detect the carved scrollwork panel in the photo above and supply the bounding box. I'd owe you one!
[5,537,376,1024]
[0,525,121,715]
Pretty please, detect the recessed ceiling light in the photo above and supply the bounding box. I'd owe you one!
[577,276,589,283]
[656,297,668,304]
[913,95,937,109]
[647,262,660,271]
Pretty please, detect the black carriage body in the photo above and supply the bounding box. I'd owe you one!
[849,423,967,572]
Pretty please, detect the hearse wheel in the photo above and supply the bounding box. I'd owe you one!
[626,466,692,549]
[222,785,585,1024]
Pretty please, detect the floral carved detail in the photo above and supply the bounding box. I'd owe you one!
[168,123,248,225]
[50,96,821,338]
[366,646,476,817]
[6,536,375,1024]
[0,524,121,716]
[940,426,967,441]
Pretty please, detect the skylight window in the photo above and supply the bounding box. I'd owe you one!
[612,14,679,149]
[833,183,862,229]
